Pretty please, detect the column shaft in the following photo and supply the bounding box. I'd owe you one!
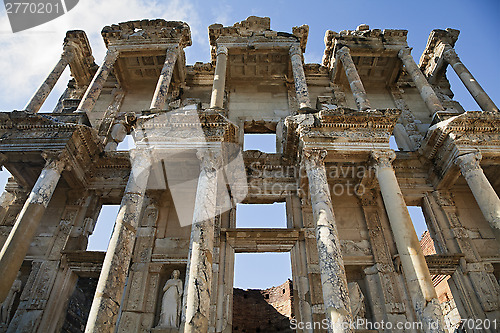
[0,156,65,302]
[210,46,228,109]
[289,45,312,110]
[182,149,220,333]
[398,48,445,115]
[25,50,73,113]
[150,46,179,110]
[77,49,119,114]
[371,150,445,332]
[337,47,371,111]
[303,149,352,333]
[85,149,151,333]
[443,47,499,112]
[455,152,500,230]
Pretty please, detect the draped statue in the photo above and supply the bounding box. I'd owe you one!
[157,270,183,328]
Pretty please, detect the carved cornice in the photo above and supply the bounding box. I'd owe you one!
[134,109,238,146]
[65,30,97,87]
[420,111,500,189]
[101,19,192,48]
[421,111,500,160]
[418,28,459,80]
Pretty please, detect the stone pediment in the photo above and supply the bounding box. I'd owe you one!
[101,19,192,48]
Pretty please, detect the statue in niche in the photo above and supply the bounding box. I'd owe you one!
[157,270,183,328]
[0,272,21,325]
[348,282,366,320]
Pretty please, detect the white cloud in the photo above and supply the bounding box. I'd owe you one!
[0,0,206,111]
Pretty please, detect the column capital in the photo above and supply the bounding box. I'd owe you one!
[336,46,351,59]
[397,47,412,59]
[370,150,396,168]
[442,46,459,64]
[289,44,302,57]
[216,45,228,56]
[41,150,70,173]
[303,149,327,167]
[197,148,223,171]
[454,152,482,174]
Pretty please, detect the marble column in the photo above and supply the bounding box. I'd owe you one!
[76,48,120,114]
[25,48,74,113]
[303,149,352,333]
[85,149,152,333]
[455,152,500,230]
[0,152,66,302]
[337,47,371,111]
[182,149,220,333]
[371,150,445,333]
[210,45,228,109]
[150,46,179,110]
[398,47,445,115]
[443,47,499,112]
[289,44,312,111]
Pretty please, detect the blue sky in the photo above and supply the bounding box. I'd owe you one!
[0,0,498,289]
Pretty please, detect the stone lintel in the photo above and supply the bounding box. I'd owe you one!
[322,28,408,69]
[101,19,192,49]
[208,16,307,62]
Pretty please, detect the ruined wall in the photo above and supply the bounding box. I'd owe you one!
[232,280,294,333]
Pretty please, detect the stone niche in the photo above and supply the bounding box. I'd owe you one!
[153,264,187,331]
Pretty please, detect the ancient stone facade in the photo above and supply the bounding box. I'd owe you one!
[0,16,499,333]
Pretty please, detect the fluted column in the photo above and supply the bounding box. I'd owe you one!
[182,149,221,333]
[371,150,445,333]
[303,149,352,333]
[443,47,498,112]
[455,152,500,230]
[76,48,120,114]
[210,45,228,109]
[289,44,312,111]
[150,46,179,110]
[337,47,371,111]
[85,149,152,333]
[25,47,74,113]
[398,47,445,115]
[0,152,67,302]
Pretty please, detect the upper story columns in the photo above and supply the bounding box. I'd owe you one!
[76,48,120,115]
[24,47,74,113]
[398,47,445,115]
[289,44,312,111]
[443,47,498,112]
[336,46,371,111]
[210,45,229,109]
[151,45,180,110]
